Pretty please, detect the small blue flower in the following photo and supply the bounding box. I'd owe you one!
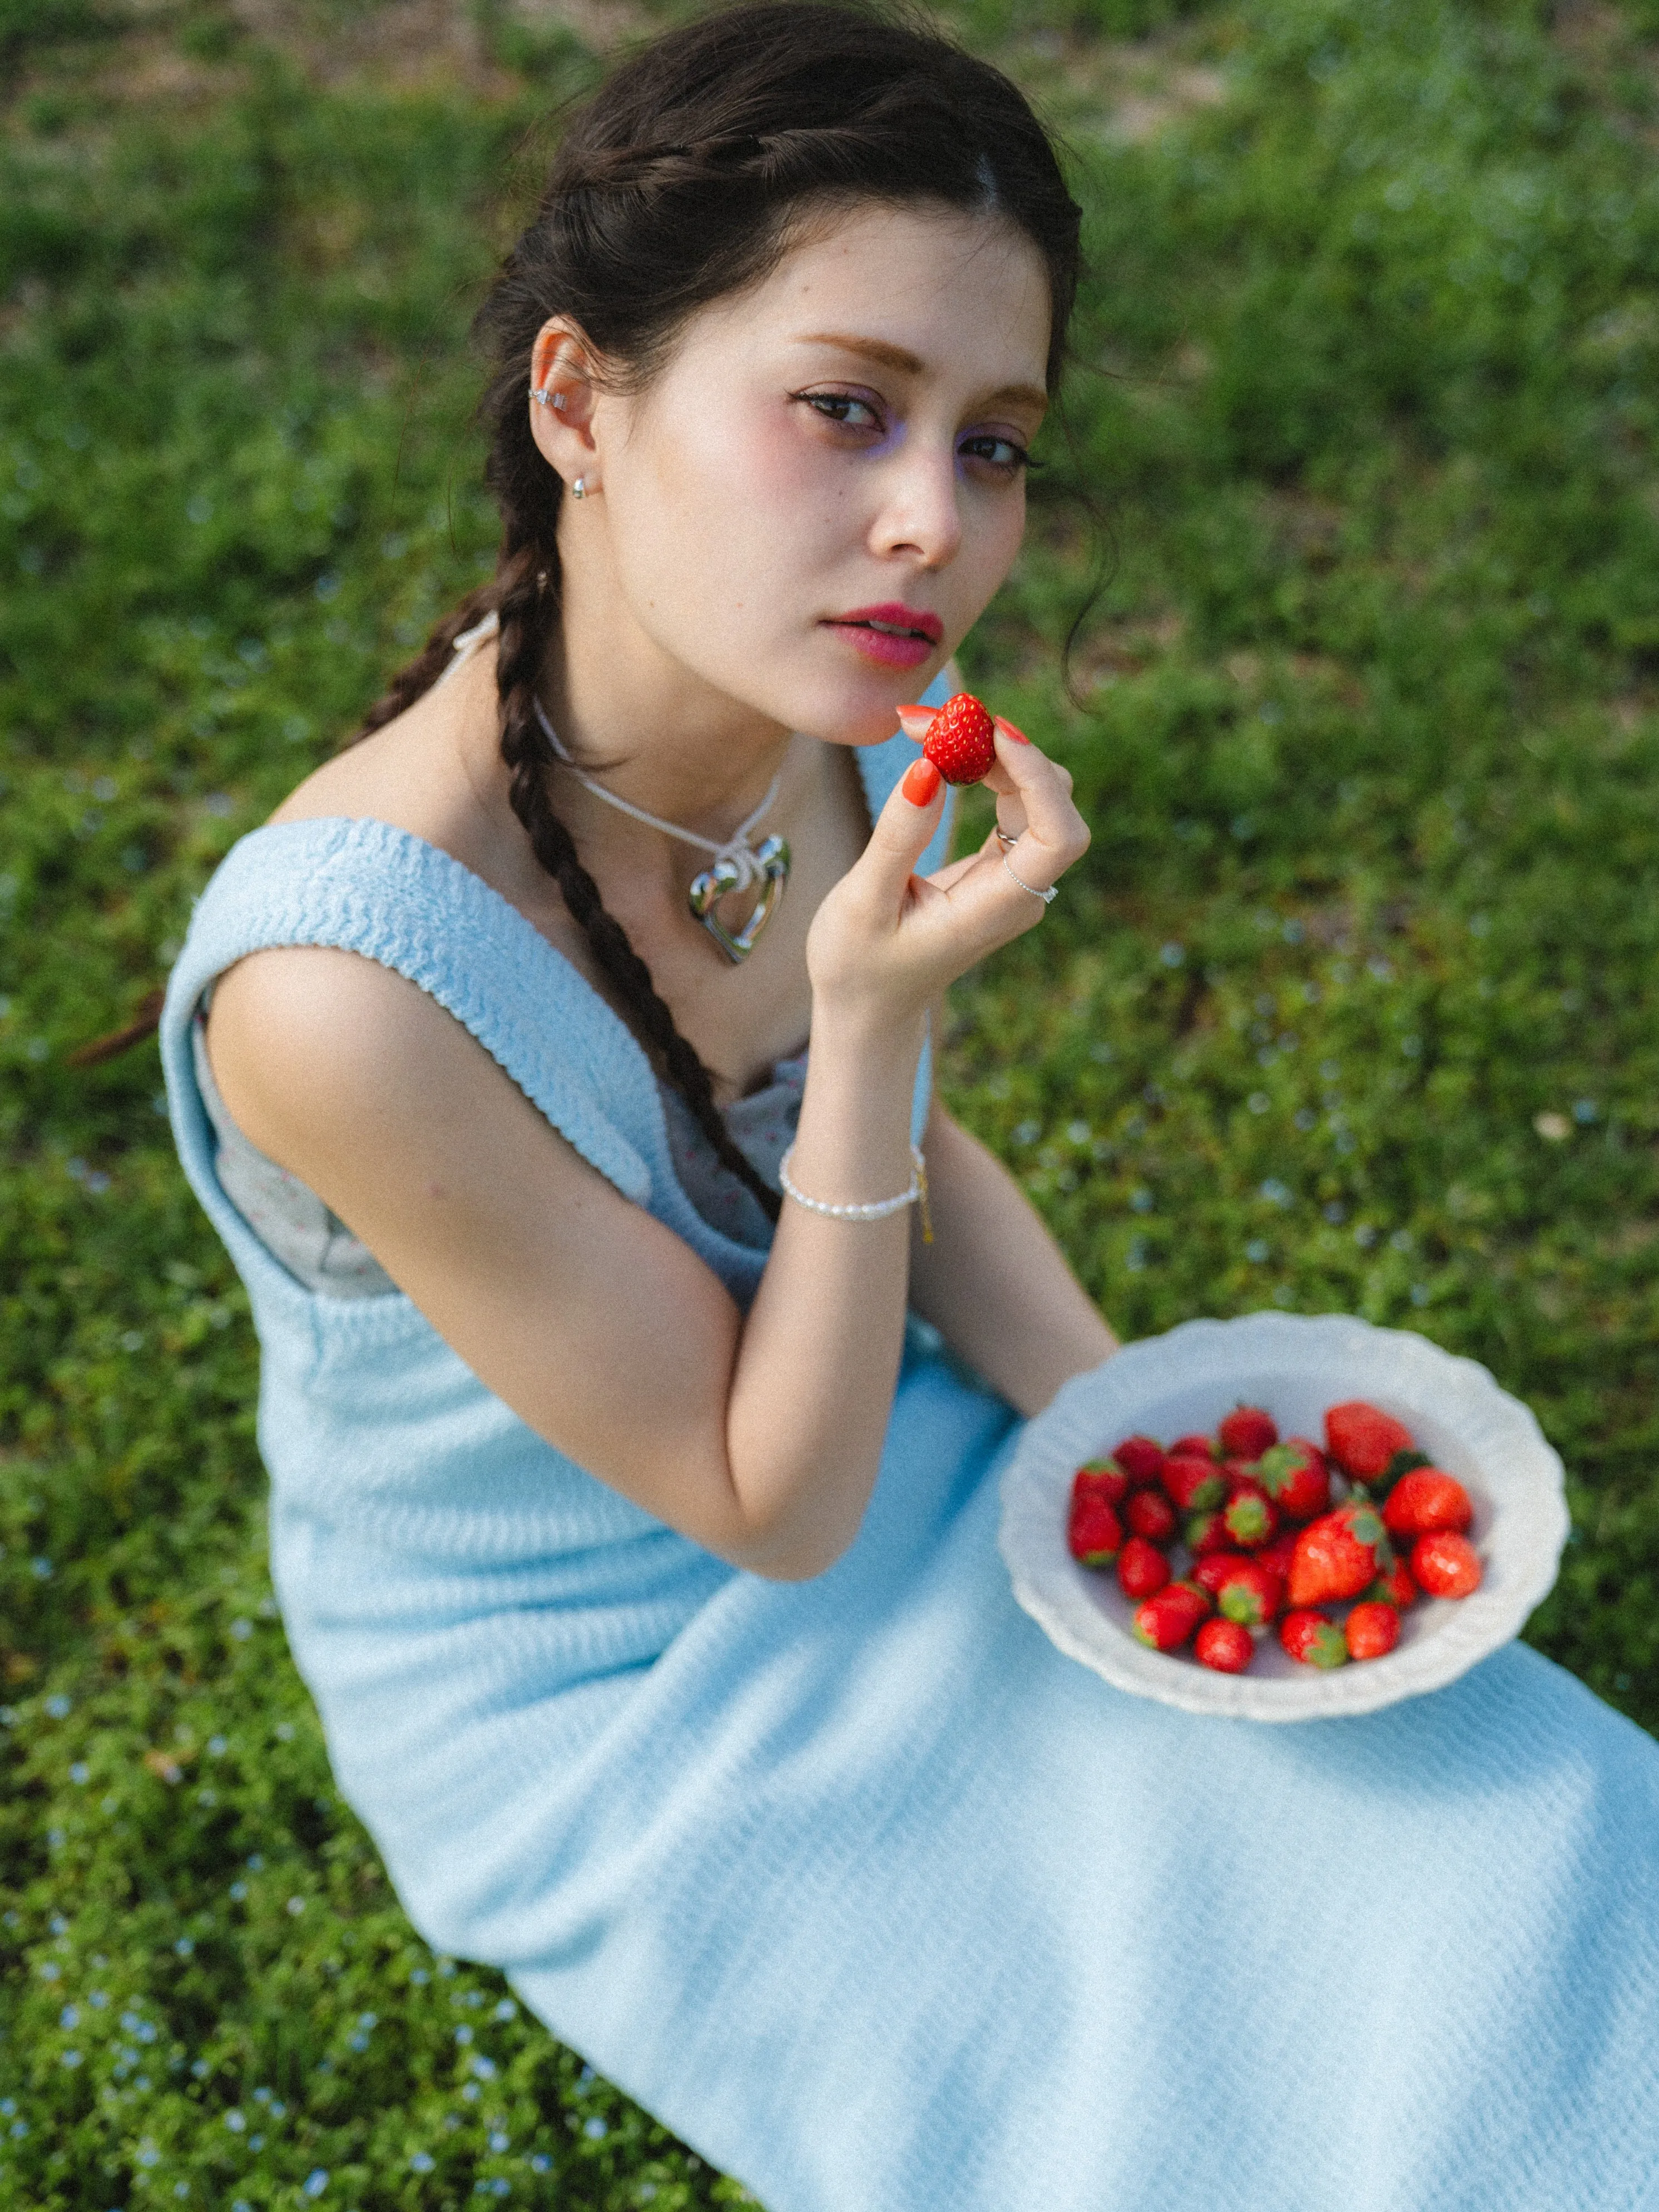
[1246,1240,1271,1264]
[44,1693,71,1718]
[1247,1092,1270,1115]
[489,2130,509,2151]
[410,2151,435,2173]
[303,2170,329,2199]
[225,2110,246,2132]
[59,2005,78,2028]
[69,1762,89,1785]
[1573,1098,1599,1125]
[61,2048,82,2068]
[454,2025,474,2046]
[471,2056,497,2081]
[583,2116,608,2140]
[529,2155,551,2174]
[1159,941,1185,967]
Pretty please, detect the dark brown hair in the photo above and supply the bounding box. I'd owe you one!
[356,1,1082,1221]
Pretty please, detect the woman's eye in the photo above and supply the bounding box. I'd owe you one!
[799,392,883,431]
[959,433,1034,476]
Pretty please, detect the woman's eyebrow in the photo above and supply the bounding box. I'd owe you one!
[795,331,1047,413]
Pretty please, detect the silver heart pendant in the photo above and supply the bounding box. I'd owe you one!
[688,835,790,963]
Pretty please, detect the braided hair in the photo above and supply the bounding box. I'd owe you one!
[352,1,1083,1221]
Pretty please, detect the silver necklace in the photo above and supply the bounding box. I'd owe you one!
[532,699,791,963]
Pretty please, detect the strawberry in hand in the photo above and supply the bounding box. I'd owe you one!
[918,692,997,785]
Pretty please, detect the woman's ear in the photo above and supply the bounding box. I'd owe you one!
[527,317,602,481]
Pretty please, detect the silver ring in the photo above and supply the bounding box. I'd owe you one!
[1003,853,1058,904]
[994,825,1019,850]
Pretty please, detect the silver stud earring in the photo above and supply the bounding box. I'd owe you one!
[531,386,567,410]
[571,477,587,500]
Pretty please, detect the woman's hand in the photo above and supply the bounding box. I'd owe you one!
[805,715,1088,1022]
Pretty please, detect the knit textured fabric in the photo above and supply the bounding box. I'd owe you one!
[162,706,1659,2212]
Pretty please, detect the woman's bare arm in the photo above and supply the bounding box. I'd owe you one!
[206,728,1089,1582]
[908,1103,1117,1417]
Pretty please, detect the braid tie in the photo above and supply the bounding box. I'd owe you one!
[493,541,784,1225]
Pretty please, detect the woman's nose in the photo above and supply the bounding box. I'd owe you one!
[868,448,963,571]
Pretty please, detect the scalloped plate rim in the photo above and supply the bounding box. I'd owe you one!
[998,1312,1569,1723]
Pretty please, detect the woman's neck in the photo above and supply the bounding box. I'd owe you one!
[544,584,796,846]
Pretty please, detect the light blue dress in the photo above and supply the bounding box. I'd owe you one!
[162,720,1659,2212]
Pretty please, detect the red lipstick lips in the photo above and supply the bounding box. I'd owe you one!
[824,601,944,670]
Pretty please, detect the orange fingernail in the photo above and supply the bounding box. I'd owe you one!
[902,758,942,805]
[996,715,1031,744]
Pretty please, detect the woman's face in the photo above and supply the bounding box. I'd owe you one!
[547,200,1052,748]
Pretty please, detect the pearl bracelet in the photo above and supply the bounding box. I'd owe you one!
[777,1144,932,1242]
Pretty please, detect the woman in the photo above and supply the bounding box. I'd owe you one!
[161,8,1659,2207]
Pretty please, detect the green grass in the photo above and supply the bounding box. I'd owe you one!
[4,0,1659,2203]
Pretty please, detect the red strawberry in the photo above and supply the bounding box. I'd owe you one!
[1382,1469,1473,1541]
[1257,1530,1301,1585]
[1195,1617,1255,1674]
[1345,1600,1401,1662]
[1067,1493,1123,1568]
[1287,1503,1393,1608]
[1364,1555,1419,1611]
[1163,1454,1226,1513]
[1279,1609,1348,1669]
[1324,1401,1416,1482]
[1111,1436,1167,1488]
[1219,1406,1278,1459]
[1126,1488,1178,1545]
[1170,1432,1219,1462]
[1191,1551,1244,1599]
[1412,1530,1482,1599]
[1117,1535,1171,1601]
[1252,1438,1331,1524]
[1072,1456,1130,1510]
[1221,1481,1278,1551]
[920,692,996,785]
[1184,1508,1236,1558]
[1132,1580,1211,1652]
[1214,1556,1284,1628]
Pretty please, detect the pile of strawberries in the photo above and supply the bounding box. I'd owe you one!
[1066,1401,1483,1674]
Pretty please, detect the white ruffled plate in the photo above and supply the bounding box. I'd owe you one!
[998,1311,1569,1721]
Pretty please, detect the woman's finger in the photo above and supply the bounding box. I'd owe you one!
[987,725,1088,868]
[852,753,950,913]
